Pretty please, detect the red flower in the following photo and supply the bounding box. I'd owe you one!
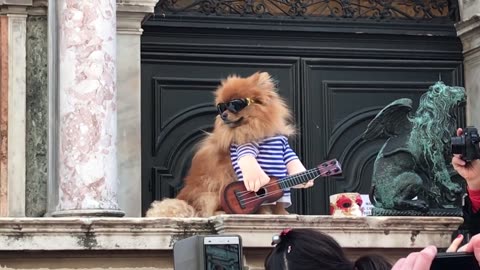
[355,195,363,206]
[336,195,352,209]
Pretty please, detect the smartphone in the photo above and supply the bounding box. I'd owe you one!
[430,252,480,270]
[204,236,243,270]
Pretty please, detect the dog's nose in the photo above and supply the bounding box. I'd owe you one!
[221,112,228,120]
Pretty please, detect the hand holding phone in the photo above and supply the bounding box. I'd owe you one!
[430,252,480,270]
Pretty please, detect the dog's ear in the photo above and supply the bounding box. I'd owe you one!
[221,74,239,85]
[251,71,275,90]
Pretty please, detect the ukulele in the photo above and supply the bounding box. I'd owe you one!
[220,159,342,214]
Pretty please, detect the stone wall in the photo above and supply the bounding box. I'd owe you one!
[456,1,480,128]
[0,215,464,270]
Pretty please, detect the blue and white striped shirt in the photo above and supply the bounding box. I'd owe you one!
[229,135,299,207]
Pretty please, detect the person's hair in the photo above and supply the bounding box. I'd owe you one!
[355,254,393,270]
[264,228,392,270]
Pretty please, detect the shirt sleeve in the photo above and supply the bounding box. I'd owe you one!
[468,187,480,213]
[236,142,259,159]
[283,138,299,164]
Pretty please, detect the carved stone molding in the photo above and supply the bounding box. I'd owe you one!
[0,216,463,250]
[455,14,480,130]
[0,0,32,5]
[32,0,47,5]
[456,15,480,58]
[118,0,159,12]
[458,0,480,21]
[0,0,46,15]
[157,0,456,22]
[0,0,31,14]
[117,0,159,34]
[28,0,47,15]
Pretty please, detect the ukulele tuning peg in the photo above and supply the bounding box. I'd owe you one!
[330,160,337,165]
[333,168,340,173]
[325,171,331,176]
[322,163,328,167]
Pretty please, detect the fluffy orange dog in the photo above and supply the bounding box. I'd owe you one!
[146,72,312,217]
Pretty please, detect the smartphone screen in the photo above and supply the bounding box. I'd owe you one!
[430,252,480,270]
[204,236,241,270]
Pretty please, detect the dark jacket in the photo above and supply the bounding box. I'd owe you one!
[454,195,480,245]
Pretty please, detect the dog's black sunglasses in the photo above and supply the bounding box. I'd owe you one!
[216,98,255,114]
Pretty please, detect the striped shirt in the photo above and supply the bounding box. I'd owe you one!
[229,135,299,207]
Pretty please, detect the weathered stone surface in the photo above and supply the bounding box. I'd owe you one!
[0,215,463,269]
[0,215,462,250]
[214,214,463,248]
[115,0,158,217]
[456,16,480,129]
[458,0,480,21]
[0,217,216,250]
[25,15,47,217]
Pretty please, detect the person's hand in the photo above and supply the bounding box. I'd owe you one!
[238,155,270,192]
[452,128,480,190]
[392,246,437,270]
[465,234,480,263]
[446,234,465,252]
[292,180,314,189]
[286,159,314,189]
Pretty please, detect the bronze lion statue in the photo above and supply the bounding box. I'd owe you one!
[363,81,466,214]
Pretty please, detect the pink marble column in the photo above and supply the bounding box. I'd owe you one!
[53,0,123,217]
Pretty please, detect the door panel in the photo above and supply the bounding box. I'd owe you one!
[141,6,465,215]
[141,54,302,214]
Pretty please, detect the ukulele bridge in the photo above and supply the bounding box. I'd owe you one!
[234,190,246,209]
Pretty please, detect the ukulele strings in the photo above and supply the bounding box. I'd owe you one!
[234,165,337,198]
[235,168,322,197]
[239,174,325,206]
[234,167,336,198]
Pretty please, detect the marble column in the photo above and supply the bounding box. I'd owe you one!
[0,2,31,217]
[0,14,7,217]
[456,2,480,128]
[25,0,48,217]
[52,0,123,217]
[116,0,158,217]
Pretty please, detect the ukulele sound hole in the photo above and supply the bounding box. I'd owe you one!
[255,188,267,197]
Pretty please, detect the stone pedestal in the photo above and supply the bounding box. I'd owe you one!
[53,0,123,217]
[456,4,480,128]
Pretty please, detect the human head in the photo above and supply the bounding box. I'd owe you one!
[355,254,393,270]
[264,228,391,270]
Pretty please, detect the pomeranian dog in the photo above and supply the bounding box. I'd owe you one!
[146,71,307,217]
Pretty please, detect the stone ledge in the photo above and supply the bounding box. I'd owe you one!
[117,0,158,13]
[0,0,32,14]
[458,0,480,22]
[0,217,215,250]
[116,0,158,34]
[456,15,480,57]
[0,0,32,6]
[215,215,462,249]
[0,215,463,251]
